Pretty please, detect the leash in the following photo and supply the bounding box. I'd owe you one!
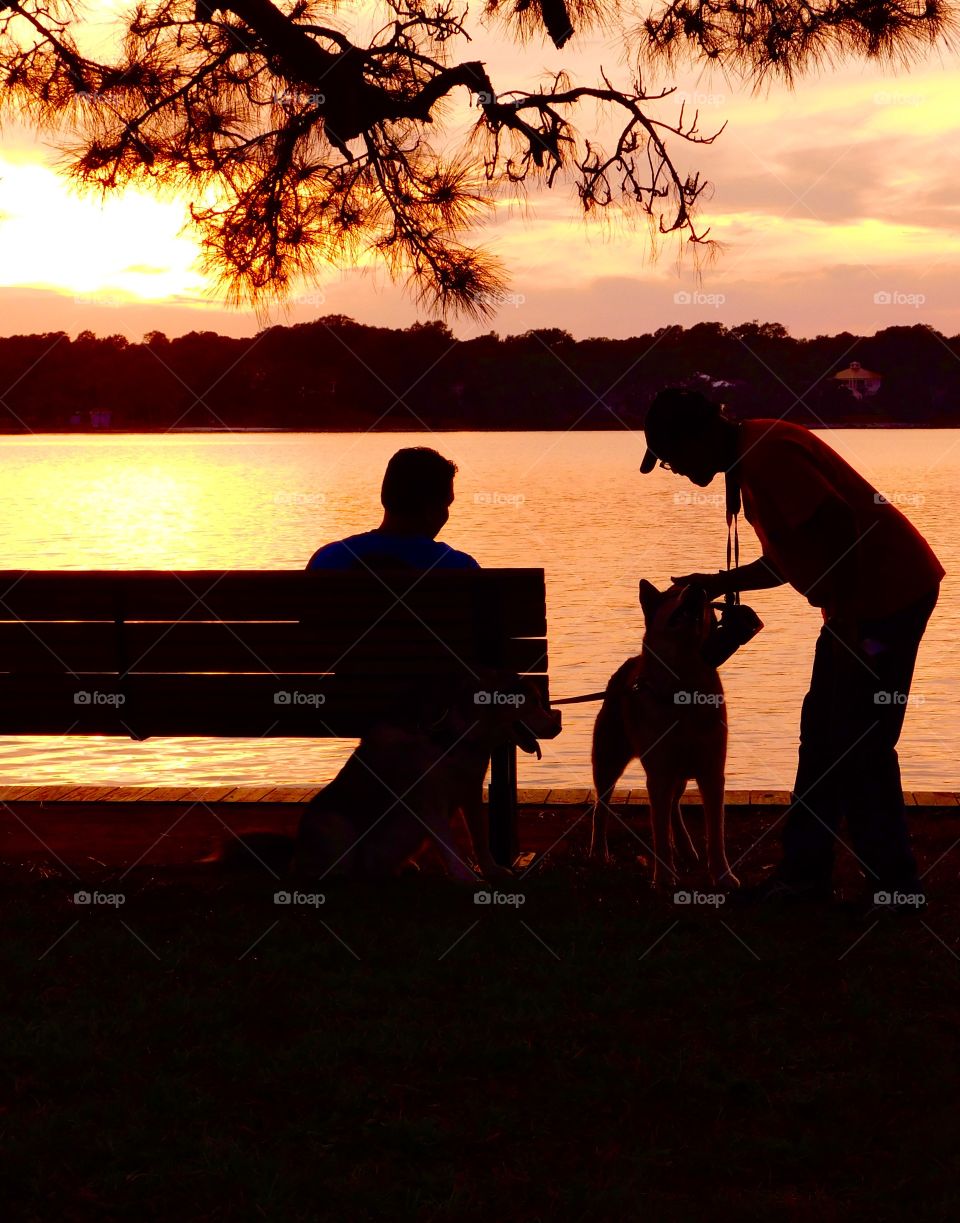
[550,691,607,705]
[725,439,742,607]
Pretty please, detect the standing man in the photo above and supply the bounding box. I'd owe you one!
[307,446,479,571]
[640,388,944,906]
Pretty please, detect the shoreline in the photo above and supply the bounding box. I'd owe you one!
[0,422,954,435]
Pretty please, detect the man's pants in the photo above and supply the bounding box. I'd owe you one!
[779,586,940,891]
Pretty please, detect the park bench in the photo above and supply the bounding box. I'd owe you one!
[0,568,555,865]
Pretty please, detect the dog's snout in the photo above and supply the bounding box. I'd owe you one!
[542,709,563,738]
[520,707,562,744]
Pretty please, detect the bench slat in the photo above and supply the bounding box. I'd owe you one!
[0,622,547,675]
[0,674,550,737]
[0,570,546,634]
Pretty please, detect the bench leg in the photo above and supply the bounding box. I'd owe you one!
[488,743,518,867]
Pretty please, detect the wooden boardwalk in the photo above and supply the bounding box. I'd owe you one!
[0,785,957,807]
[0,786,955,869]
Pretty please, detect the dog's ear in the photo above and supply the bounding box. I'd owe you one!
[638,579,662,623]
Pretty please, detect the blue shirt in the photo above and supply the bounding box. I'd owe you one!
[306,530,480,572]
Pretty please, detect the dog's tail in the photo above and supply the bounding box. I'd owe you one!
[592,658,640,796]
[213,832,297,875]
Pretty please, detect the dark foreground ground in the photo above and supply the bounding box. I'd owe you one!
[2,799,959,1222]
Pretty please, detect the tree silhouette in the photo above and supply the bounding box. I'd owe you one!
[1,317,958,429]
[0,0,950,314]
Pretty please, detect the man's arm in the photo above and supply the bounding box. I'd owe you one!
[718,556,786,597]
[674,497,860,605]
[671,557,785,599]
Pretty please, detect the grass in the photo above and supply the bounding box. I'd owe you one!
[2,814,960,1221]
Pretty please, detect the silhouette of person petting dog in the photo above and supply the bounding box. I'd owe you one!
[641,388,944,908]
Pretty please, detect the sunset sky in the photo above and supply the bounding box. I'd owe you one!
[1,4,959,341]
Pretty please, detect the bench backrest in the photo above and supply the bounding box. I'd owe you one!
[0,569,548,738]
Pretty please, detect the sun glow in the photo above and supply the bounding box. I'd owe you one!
[0,158,207,303]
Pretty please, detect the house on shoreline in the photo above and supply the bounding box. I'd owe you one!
[833,361,882,400]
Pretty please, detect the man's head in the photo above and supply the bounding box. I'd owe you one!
[381,447,458,537]
[639,388,733,486]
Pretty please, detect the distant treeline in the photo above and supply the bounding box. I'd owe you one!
[2,317,958,431]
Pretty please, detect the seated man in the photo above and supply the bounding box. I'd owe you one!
[304,447,481,874]
[306,446,479,572]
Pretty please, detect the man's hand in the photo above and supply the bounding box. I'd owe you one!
[672,557,785,599]
[670,571,728,600]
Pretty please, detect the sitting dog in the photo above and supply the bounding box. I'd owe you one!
[222,670,561,883]
[589,580,738,891]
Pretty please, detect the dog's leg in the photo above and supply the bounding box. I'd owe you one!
[647,776,678,891]
[589,786,616,864]
[671,782,700,868]
[696,769,739,890]
[590,699,633,862]
[414,794,480,885]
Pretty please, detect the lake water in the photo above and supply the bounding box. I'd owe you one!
[0,430,955,787]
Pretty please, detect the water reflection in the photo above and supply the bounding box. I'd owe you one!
[0,430,955,786]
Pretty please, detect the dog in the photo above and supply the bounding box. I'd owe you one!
[589,580,739,891]
[221,669,561,883]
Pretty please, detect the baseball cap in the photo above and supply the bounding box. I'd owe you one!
[640,388,723,473]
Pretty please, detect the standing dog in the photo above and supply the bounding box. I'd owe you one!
[589,581,738,890]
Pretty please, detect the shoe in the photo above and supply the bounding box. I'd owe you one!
[729,874,833,906]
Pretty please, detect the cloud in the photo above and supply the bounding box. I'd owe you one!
[122,265,175,276]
